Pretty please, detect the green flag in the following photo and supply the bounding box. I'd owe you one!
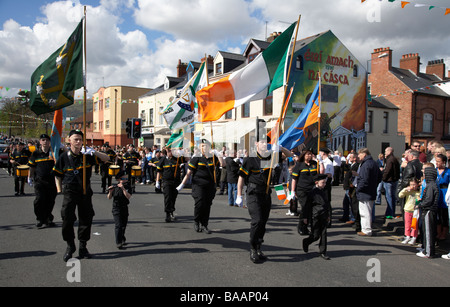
[166,129,184,149]
[30,19,84,115]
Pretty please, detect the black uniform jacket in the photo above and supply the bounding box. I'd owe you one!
[157,155,185,183]
[239,151,272,194]
[53,150,98,186]
[188,154,220,186]
[28,148,55,181]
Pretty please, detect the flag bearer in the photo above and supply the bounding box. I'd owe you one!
[235,131,292,264]
[54,130,109,262]
[177,139,222,234]
[156,148,185,222]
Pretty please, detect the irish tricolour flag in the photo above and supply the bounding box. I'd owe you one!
[196,21,297,122]
[274,184,287,200]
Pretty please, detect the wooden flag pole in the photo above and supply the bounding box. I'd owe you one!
[265,15,301,194]
[83,6,87,195]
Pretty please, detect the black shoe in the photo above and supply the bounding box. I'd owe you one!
[257,250,268,261]
[320,253,331,260]
[250,249,261,263]
[302,239,309,253]
[202,226,211,234]
[194,222,201,232]
[165,213,171,223]
[79,247,92,259]
[15,192,20,196]
[63,245,76,262]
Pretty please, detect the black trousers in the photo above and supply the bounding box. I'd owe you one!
[303,216,328,254]
[112,205,129,245]
[100,165,112,190]
[61,185,95,243]
[34,178,57,223]
[247,191,271,248]
[14,174,25,194]
[163,181,179,213]
[192,183,216,227]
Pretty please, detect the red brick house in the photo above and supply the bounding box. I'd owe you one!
[368,47,450,149]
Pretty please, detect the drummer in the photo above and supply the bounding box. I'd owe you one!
[123,144,140,193]
[10,142,31,196]
[28,134,57,228]
[100,143,117,194]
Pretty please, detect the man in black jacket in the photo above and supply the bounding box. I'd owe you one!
[397,150,423,212]
[382,147,400,219]
[356,148,382,236]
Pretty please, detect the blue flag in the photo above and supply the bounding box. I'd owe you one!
[278,81,320,150]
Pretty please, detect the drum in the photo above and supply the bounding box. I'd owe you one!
[131,166,142,177]
[108,165,120,176]
[16,165,30,177]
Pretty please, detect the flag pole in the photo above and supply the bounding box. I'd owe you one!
[204,54,217,184]
[83,6,87,195]
[266,15,301,194]
[317,71,322,158]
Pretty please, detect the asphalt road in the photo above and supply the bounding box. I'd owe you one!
[1,167,450,290]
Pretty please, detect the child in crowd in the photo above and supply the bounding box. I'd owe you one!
[107,170,132,249]
[302,174,332,260]
[398,178,420,245]
[416,167,439,258]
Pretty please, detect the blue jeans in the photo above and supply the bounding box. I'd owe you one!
[227,183,237,206]
[383,181,398,217]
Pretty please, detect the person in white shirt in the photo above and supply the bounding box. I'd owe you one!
[332,150,342,186]
[319,148,334,204]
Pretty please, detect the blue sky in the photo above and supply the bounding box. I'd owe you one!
[1,0,449,100]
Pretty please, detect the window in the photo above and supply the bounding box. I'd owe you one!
[296,55,304,71]
[368,110,373,133]
[242,102,250,118]
[105,120,110,129]
[423,113,433,133]
[383,112,389,133]
[264,96,273,116]
[159,107,164,125]
[225,110,233,119]
[149,109,154,125]
[105,98,110,109]
[248,53,258,63]
[353,64,358,77]
[216,62,222,75]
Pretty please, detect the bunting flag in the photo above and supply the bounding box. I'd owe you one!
[196,21,297,122]
[362,0,450,15]
[29,19,84,115]
[51,108,66,160]
[278,80,321,150]
[163,61,208,130]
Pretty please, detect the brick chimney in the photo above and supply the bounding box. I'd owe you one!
[371,47,393,74]
[177,59,188,78]
[400,53,420,75]
[267,32,282,43]
[426,59,446,79]
[201,55,214,68]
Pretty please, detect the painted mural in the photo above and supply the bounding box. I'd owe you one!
[284,30,367,154]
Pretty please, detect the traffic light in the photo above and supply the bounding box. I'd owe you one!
[132,118,142,139]
[126,119,132,138]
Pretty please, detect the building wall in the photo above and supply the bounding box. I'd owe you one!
[93,86,151,147]
[366,106,405,157]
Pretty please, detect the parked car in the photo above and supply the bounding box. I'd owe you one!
[0,144,9,167]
